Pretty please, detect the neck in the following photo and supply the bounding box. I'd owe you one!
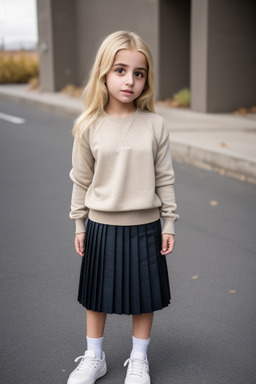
[105,101,136,117]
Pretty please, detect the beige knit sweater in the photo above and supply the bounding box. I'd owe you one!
[69,108,179,234]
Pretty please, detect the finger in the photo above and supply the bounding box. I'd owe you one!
[161,237,168,253]
[79,238,85,253]
[167,240,174,253]
[169,238,175,253]
[78,239,85,257]
[74,239,80,255]
[75,237,85,257]
[161,236,175,255]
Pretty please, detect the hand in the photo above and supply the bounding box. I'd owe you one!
[160,234,175,255]
[74,232,86,257]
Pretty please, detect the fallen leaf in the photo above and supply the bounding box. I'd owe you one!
[191,275,200,280]
[248,105,256,113]
[220,142,228,147]
[229,290,236,294]
[219,169,226,175]
[234,107,247,115]
[210,200,218,206]
[62,370,66,372]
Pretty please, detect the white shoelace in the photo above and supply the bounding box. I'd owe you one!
[74,354,100,374]
[124,356,148,377]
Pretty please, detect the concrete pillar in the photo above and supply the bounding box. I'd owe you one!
[37,0,78,92]
[158,0,190,100]
[37,0,55,91]
[191,0,256,113]
[190,0,209,112]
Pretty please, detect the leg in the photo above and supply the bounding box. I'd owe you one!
[130,312,154,358]
[132,312,154,339]
[124,313,153,384]
[86,310,107,338]
[86,310,107,359]
[67,310,107,383]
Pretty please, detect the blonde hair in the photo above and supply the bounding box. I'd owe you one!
[72,30,155,142]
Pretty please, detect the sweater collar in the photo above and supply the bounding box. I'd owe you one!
[102,108,140,124]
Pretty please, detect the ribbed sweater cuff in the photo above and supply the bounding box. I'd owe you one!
[162,219,175,235]
[75,218,86,234]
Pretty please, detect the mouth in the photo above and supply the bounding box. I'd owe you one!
[121,89,134,95]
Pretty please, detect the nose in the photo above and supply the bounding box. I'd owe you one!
[125,72,134,87]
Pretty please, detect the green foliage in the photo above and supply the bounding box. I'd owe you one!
[173,88,190,107]
[0,51,39,84]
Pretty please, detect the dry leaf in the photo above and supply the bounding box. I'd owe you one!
[155,98,180,108]
[248,105,256,113]
[229,290,236,294]
[220,142,228,147]
[60,84,83,98]
[191,275,200,280]
[219,169,226,175]
[27,77,39,90]
[62,370,66,372]
[234,107,247,115]
[210,200,218,206]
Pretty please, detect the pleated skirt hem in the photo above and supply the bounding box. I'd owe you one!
[78,302,171,316]
[77,218,171,315]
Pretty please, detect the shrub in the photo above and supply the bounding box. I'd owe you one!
[173,88,190,107]
[0,51,39,84]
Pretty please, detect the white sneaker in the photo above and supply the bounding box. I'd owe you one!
[124,352,150,384]
[67,350,107,384]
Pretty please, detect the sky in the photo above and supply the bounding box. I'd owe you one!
[0,0,38,48]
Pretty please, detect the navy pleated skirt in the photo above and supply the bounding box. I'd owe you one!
[77,218,171,315]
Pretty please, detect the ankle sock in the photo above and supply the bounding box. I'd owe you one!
[86,336,104,359]
[131,336,150,359]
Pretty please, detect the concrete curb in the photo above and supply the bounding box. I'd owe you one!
[170,140,256,183]
[0,88,82,116]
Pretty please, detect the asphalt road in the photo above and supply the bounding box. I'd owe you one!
[1,98,256,384]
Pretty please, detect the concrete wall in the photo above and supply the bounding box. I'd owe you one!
[159,0,190,100]
[191,0,256,112]
[75,0,160,92]
[207,0,256,112]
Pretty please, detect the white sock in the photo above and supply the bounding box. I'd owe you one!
[86,336,104,359]
[131,336,150,359]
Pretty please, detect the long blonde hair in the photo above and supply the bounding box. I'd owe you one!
[72,30,155,142]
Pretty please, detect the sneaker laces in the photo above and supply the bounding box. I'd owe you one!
[74,354,100,374]
[124,356,148,377]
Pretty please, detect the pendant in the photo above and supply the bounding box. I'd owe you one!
[115,138,131,152]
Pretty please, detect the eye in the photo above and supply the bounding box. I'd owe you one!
[134,71,144,78]
[115,68,125,74]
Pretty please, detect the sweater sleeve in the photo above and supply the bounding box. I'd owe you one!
[69,133,94,234]
[155,120,179,235]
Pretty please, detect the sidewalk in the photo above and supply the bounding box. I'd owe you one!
[1,84,256,183]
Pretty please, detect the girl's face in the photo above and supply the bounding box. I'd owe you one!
[105,49,147,110]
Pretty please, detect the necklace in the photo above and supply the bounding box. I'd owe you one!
[112,117,136,152]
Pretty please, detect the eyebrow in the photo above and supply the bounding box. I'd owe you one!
[113,63,147,72]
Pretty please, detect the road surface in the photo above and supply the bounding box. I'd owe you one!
[1,98,256,384]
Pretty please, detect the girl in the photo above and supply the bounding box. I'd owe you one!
[68,31,179,384]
